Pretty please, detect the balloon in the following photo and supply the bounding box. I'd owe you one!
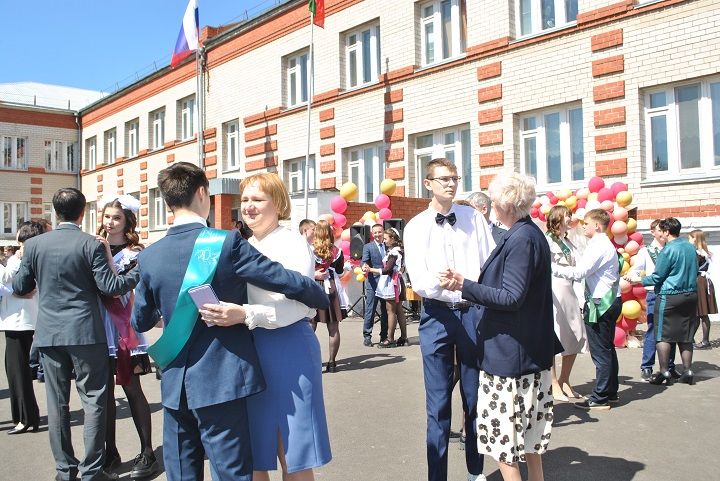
[557,189,572,201]
[624,240,640,256]
[620,278,632,294]
[548,193,558,205]
[612,206,628,222]
[626,218,637,234]
[614,326,627,348]
[353,266,363,275]
[610,182,628,196]
[619,317,637,332]
[530,207,539,218]
[586,200,601,211]
[364,218,378,227]
[378,208,392,220]
[380,178,397,196]
[576,198,587,209]
[333,225,343,239]
[576,187,590,200]
[622,300,642,319]
[632,285,647,299]
[333,213,347,228]
[356,273,366,283]
[557,200,566,207]
[614,234,628,246]
[540,205,551,215]
[320,213,334,225]
[597,187,615,203]
[539,195,550,205]
[341,240,351,256]
[621,290,634,303]
[588,176,605,193]
[601,200,615,212]
[538,212,546,222]
[615,191,633,207]
[621,252,630,262]
[330,195,348,214]
[611,220,628,236]
[362,211,376,221]
[565,196,577,211]
[629,232,644,244]
[341,228,351,242]
[575,207,587,220]
[339,182,358,200]
[374,194,391,210]
[532,199,542,209]
[621,261,631,275]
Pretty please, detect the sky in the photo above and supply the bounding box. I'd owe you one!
[1,0,287,94]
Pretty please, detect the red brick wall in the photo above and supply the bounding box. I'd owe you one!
[343,196,429,226]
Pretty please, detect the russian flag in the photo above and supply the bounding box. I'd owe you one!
[171,0,199,69]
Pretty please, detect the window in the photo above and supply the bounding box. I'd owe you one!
[84,202,97,234]
[151,189,168,229]
[1,202,27,235]
[86,137,97,170]
[45,140,77,172]
[223,120,240,171]
[420,0,465,67]
[520,105,584,187]
[178,96,196,140]
[645,79,720,177]
[284,156,316,193]
[43,202,57,229]
[413,126,472,198]
[2,136,27,170]
[104,129,116,163]
[126,119,139,157]
[517,0,578,37]
[345,24,381,89]
[346,145,384,202]
[150,109,165,149]
[286,51,309,108]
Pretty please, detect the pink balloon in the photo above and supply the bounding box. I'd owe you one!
[629,232,644,244]
[333,213,347,228]
[611,220,628,236]
[619,317,637,332]
[320,213,335,225]
[333,225,343,239]
[330,195,348,214]
[624,240,640,256]
[548,193,558,205]
[378,208,392,220]
[620,278,632,294]
[601,200,615,212]
[588,176,605,193]
[613,206,628,222]
[576,198,587,209]
[632,285,647,300]
[340,228,351,242]
[613,234,628,246]
[341,240,351,256]
[597,187,615,203]
[530,207,539,218]
[611,181,628,196]
[614,326,627,348]
[374,194,391,210]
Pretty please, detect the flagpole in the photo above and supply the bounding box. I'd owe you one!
[196,46,203,168]
[303,9,315,220]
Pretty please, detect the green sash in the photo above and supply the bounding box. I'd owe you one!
[147,228,228,369]
[584,253,624,325]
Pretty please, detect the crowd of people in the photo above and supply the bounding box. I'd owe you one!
[0,157,716,481]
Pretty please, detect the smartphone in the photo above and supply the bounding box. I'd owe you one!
[187,284,220,310]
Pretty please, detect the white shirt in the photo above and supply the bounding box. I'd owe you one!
[630,243,659,291]
[172,214,208,227]
[0,255,38,331]
[553,233,619,299]
[404,204,495,303]
[244,226,316,329]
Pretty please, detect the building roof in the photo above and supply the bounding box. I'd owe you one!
[0,82,104,111]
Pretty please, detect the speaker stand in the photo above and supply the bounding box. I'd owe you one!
[347,281,366,317]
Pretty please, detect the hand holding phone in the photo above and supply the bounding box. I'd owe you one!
[188,284,221,326]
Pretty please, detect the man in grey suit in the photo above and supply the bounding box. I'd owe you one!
[466,191,506,244]
[13,188,139,481]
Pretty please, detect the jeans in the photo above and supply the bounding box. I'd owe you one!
[641,292,676,371]
[362,281,388,341]
[586,297,622,403]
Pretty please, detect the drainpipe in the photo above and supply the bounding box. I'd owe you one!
[75,112,82,190]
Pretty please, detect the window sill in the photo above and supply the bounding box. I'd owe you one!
[0,166,28,171]
[343,80,380,94]
[150,226,168,232]
[534,179,587,195]
[512,22,577,44]
[418,53,467,72]
[635,0,665,8]
[641,172,720,188]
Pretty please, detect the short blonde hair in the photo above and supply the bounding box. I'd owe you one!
[240,173,291,220]
[488,172,536,223]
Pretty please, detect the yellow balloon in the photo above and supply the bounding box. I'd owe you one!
[356,273,366,283]
[565,196,577,211]
[380,179,397,196]
[621,262,630,275]
[340,182,358,201]
[353,267,363,275]
[622,300,642,319]
[362,211,375,221]
[622,252,630,262]
[616,191,633,207]
[588,192,598,202]
[626,218,637,234]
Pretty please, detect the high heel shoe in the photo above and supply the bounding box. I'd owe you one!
[648,371,674,385]
[396,337,408,347]
[677,370,695,385]
[7,421,39,435]
[325,361,337,373]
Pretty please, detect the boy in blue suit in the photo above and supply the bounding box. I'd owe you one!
[131,162,328,481]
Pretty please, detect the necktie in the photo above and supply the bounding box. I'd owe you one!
[435,212,456,226]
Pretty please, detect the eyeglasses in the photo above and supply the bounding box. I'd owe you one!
[428,176,461,185]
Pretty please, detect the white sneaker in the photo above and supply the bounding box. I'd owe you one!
[467,474,487,481]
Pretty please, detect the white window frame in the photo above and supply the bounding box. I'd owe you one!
[420,0,465,67]
[515,0,578,38]
[105,129,116,163]
[181,97,196,140]
[151,189,168,229]
[151,110,165,150]
[414,126,472,198]
[519,105,585,190]
[43,202,57,228]
[1,202,28,235]
[86,137,97,170]
[284,156,316,194]
[345,24,381,89]
[644,78,720,180]
[84,202,97,234]
[346,144,384,203]
[224,120,240,171]
[45,140,77,172]
[287,51,310,108]
[2,136,28,170]
[127,120,139,157]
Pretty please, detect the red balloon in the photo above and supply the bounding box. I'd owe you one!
[597,187,615,203]
[632,285,647,299]
[530,207,539,218]
[611,182,628,196]
[588,176,605,193]
[576,198,587,209]
[538,212,546,222]
[614,326,627,347]
[619,317,637,332]
[629,232,644,244]
[621,290,635,302]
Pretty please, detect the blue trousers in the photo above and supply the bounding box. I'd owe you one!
[641,292,676,370]
[419,302,483,481]
[585,297,622,403]
[163,390,252,481]
[362,281,387,341]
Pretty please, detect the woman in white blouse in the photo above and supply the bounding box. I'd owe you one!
[200,173,331,481]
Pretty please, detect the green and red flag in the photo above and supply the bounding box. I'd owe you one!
[309,0,325,28]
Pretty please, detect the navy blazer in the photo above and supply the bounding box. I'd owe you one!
[131,223,329,410]
[461,216,561,378]
[361,241,385,289]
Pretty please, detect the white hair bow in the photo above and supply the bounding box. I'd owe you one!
[99,193,141,214]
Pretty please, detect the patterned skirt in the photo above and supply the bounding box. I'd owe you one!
[477,369,554,464]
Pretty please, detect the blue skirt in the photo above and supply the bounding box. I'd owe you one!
[247,320,332,473]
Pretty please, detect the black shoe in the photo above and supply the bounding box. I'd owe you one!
[694,341,711,350]
[94,470,119,481]
[668,368,682,379]
[607,394,619,404]
[7,421,38,435]
[640,368,652,382]
[130,452,159,479]
[677,370,695,385]
[103,453,121,472]
[574,399,610,410]
[363,338,372,347]
[648,371,674,385]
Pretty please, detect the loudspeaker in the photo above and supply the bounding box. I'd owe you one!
[383,218,405,238]
[349,225,370,260]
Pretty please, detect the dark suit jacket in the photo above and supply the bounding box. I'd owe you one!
[361,241,385,289]
[131,223,329,410]
[490,224,507,245]
[461,216,561,378]
[12,223,139,347]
